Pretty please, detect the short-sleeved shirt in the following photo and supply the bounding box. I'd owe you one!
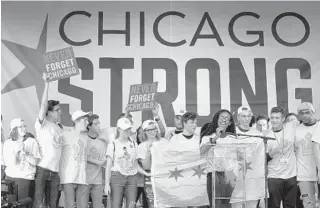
[35,118,63,172]
[265,122,297,179]
[137,142,151,161]
[106,139,138,176]
[3,137,41,180]
[87,136,108,184]
[59,130,88,185]
[295,122,319,181]
[236,126,262,138]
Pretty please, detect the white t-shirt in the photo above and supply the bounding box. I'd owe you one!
[59,130,88,185]
[3,137,41,180]
[170,133,201,149]
[265,122,297,179]
[35,118,63,172]
[236,126,262,138]
[106,139,138,176]
[137,141,151,161]
[87,136,108,184]
[295,122,319,181]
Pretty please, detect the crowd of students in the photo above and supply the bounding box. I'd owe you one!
[1,74,320,208]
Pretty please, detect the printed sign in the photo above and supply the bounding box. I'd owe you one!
[127,82,158,112]
[43,47,79,81]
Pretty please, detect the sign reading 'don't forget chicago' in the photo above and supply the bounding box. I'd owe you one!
[127,82,158,112]
[43,47,80,81]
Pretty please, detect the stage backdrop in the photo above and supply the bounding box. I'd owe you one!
[2,1,320,135]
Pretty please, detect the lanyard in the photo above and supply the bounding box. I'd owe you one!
[273,128,285,156]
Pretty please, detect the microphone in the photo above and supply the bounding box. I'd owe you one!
[236,133,276,141]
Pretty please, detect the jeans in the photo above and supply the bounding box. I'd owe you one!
[110,171,137,208]
[82,184,103,208]
[33,166,60,208]
[298,181,316,208]
[5,176,33,208]
[268,176,297,208]
[63,184,88,208]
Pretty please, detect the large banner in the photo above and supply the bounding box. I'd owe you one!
[2,1,320,134]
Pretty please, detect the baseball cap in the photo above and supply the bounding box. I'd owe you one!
[10,118,24,130]
[297,102,315,113]
[142,120,156,130]
[117,117,133,130]
[176,109,187,116]
[71,110,91,122]
[237,106,253,115]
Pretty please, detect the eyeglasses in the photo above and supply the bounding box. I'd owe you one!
[219,116,231,121]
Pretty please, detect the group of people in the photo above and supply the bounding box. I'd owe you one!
[1,73,320,208]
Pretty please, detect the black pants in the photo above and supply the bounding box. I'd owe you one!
[136,187,148,208]
[268,176,298,208]
[207,172,232,208]
[5,176,34,208]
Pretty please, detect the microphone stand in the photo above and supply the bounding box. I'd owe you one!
[236,133,276,208]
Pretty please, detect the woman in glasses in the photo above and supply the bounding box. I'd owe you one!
[3,118,41,203]
[137,120,162,208]
[104,117,150,208]
[200,110,236,208]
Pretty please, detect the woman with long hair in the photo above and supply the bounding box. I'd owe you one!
[104,117,150,208]
[137,120,162,208]
[200,110,236,208]
[3,118,41,204]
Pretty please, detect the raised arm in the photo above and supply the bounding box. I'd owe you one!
[152,103,166,137]
[38,73,50,123]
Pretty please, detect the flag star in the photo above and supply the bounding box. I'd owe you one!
[239,161,252,172]
[192,165,206,179]
[168,167,184,181]
[1,15,49,104]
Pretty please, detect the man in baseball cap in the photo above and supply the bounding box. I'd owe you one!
[236,106,260,135]
[60,110,91,208]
